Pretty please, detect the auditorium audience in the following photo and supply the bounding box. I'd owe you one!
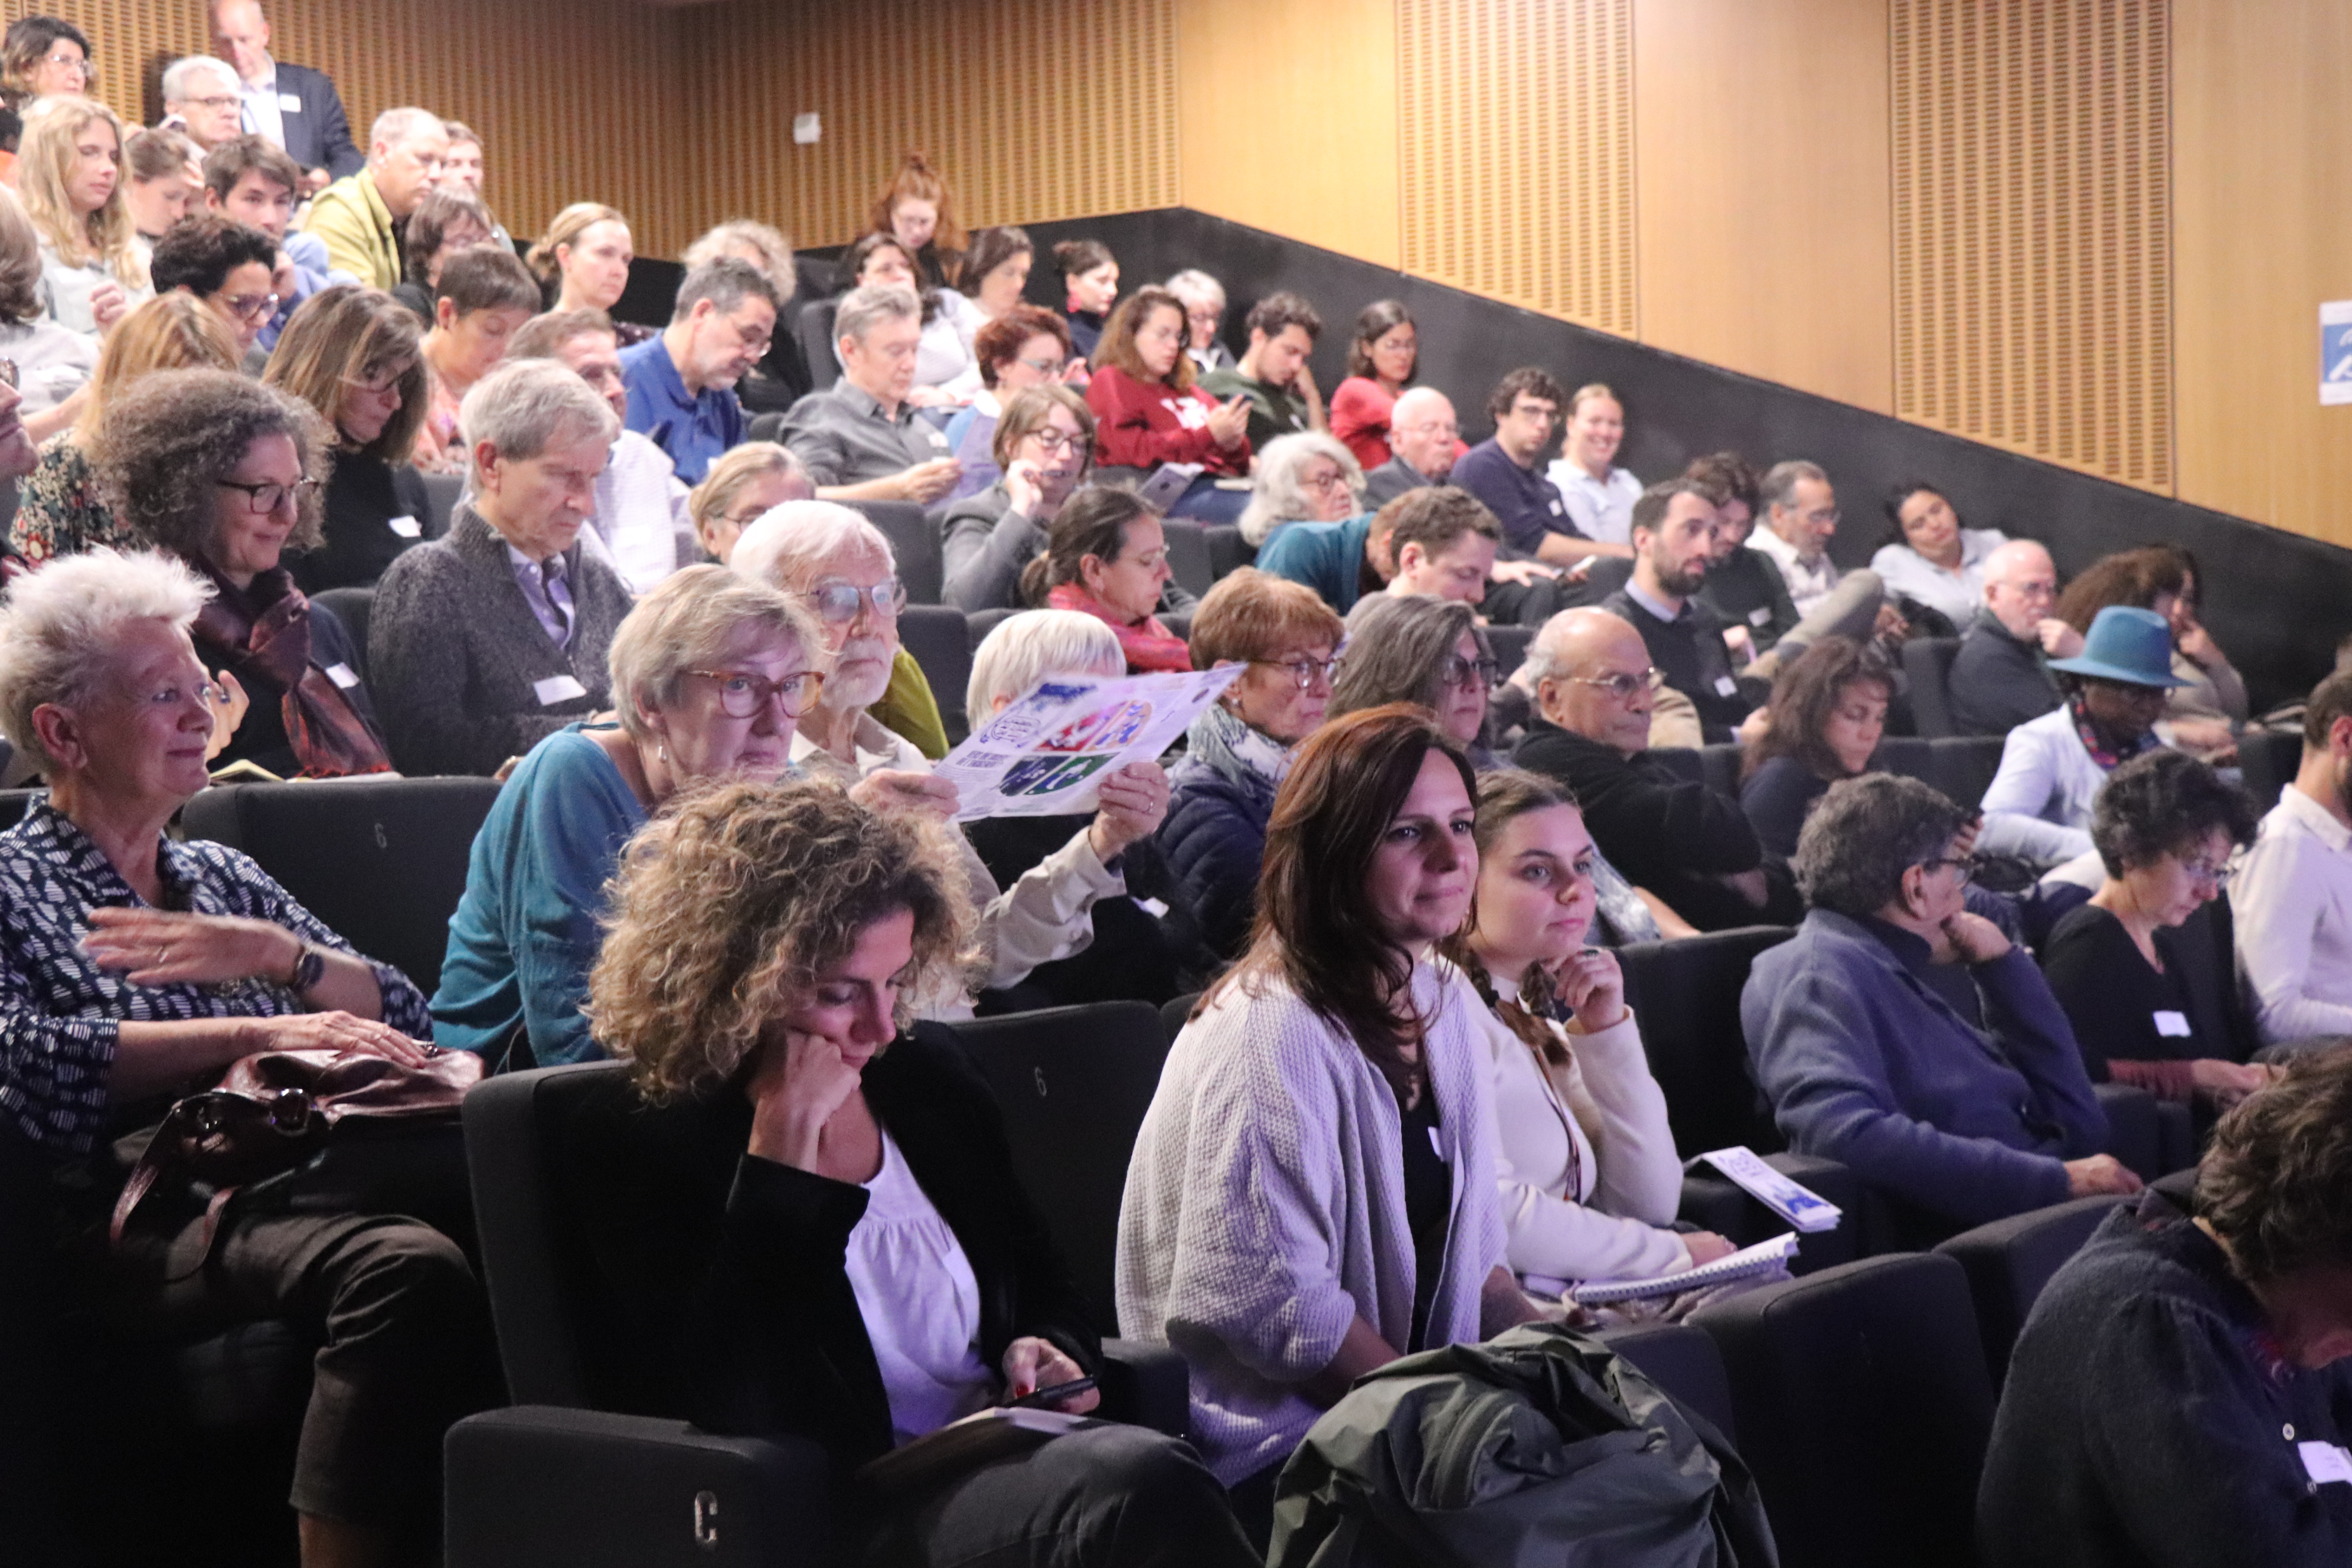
[1332,592,1497,763]
[1362,384,1459,505]
[1201,289,1325,454]
[868,149,966,292]
[303,106,446,292]
[390,184,492,319]
[1740,636,1893,858]
[0,547,484,1568]
[1236,429,1364,546]
[1021,485,1188,674]
[1351,485,1501,609]
[832,230,982,404]
[940,302,1072,496]
[1449,368,1594,571]
[685,439,809,565]
[1250,484,1403,616]
[200,135,328,350]
[10,292,239,565]
[940,383,1107,611]
[2039,749,2264,1103]
[263,284,432,593]
[2233,670,2352,1047]
[409,243,538,473]
[1979,1047,2352,1568]
[1544,384,1642,550]
[22,95,152,336]
[1054,237,1117,358]
[1327,299,1420,471]
[433,120,507,247]
[90,368,387,778]
[1160,569,1344,959]
[1685,450,1796,665]
[1977,604,2181,866]
[507,305,694,591]
[778,282,961,502]
[1166,266,1232,375]
[0,15,91,107]
[158,55,244,154]
[1514,607,1797,930]
[0,182,95,437]
[1745,773,2138,1234]
[2057,543,2246,759]
[1869,479,2006,628]
[570,779,1256,1566]
[1448,767,1729,1285]
[622,255,778,485]
[959,224,1035,325]
[1084,284,1251,521]
[1602,477,1762,744]
[122,127,200,266]
[433,567,820,1065]
[209,0,364,190]
[1750,459,1893,643]
[1119,705,1537,1527]
[524,201,640,338]
[148,211,279,356]
[1949,537,2067,736]
[370,358,631,775]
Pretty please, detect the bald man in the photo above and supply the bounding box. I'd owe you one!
[1950,538,2070,736]
[1513,608,1799,930]
[210,0,362,189]
[302,106,447,289]
[1364,387,1459,505]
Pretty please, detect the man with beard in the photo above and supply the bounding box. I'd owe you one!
[1602,479,1763,744]
[2233,670,2352,1047]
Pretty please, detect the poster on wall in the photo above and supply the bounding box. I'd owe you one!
[2322,302,2352,406]
[938,665,1243,821]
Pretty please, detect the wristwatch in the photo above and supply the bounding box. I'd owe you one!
[285,940,326,994]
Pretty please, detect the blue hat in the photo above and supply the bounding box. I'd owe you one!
[2046,605,2188,688]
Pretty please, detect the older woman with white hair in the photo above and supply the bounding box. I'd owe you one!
[733,501,1172,1008]
[0,548,486,1568]
[432,566,827,1067]
[369,357,633,776]
[1237,429,1367,547]
[1165,268,1233,376]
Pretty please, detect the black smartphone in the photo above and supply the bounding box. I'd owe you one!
[1006,1375,1096,1411]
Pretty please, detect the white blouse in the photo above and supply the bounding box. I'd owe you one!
[36,239,151,338]
[842,1128,997,1446]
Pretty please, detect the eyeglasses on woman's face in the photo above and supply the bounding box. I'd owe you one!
[1441,655,1501,691]
[216,477,321,514]
[1251,654,1343,691]
[1023,427,1083,456]
[686,667,826,720]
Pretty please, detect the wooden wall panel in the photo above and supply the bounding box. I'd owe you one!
[683,0,1179,255]
[50,0,694,256]
[1398,0,1636,337]
[1176,0,1399,269]
[2174,0,2352,548]
[1634,0,1894,414]
[1891,0,2172,491]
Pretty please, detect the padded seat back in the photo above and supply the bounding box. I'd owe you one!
[1592,1321,1739,1445]
[1700,743,1742,796]
[419,469,463,540]
[1933,1194,2130,1383]
[1618,925,1794,1157]
[1692,1252,1995,1568]
[946,1002,1172,1335]
[897,605,971,742]
[1647,745,1704,786]
[2237,727,2303,812]
[1871,734,1933,784]
[1204,524,1255,580]
[847,499,943,605]
[1904,636,1963,738]
[795,297,841,392]
[965,605,1021,651]
[0,786,44,829]
[1925,735,2008,811]
[1161,518,1213,599]
[1484,622,1533,677]
[179,775,502,998]
[312,586,375,683]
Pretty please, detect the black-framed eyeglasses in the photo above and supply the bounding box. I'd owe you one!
[1919,854,1982,887]
[1564,667,1663,701]
[216,478,321,514]
[1024,428,1083,455]
[1250,654,1342,691]
[1442,655,1501,690]
[686,668,826,720]
[805,577,907,625]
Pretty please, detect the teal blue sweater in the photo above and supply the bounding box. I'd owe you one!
[1252,513,1376,614]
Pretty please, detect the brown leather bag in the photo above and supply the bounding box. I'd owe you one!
[109,1045,484,1274]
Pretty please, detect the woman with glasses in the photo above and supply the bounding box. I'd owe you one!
[1237,429,1367,547]
[263,285,432,593]
[21,94,152,339]
[148,213,278,358]
[1165,269,1233,376]
[686,440,811,565]
[1020,486,1187,672]
[939,303,1074,500]
[0,16,92,107]
[90,368,387,779]
[390,185,494,323]
[432,567,825,1066]
[410,244,540,474]
[1327,299,1424,472]
[2039,749,2268,1112]
[1162,569,1346,959]
[1739,636,1894,858]
[370,359,632,776]
[1745,772,2139,1240]
[1331,592,1498,765]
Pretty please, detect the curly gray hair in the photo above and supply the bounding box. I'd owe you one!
[0,550,211,766]
[1793,773,1969,918]
[88,368,332,561]
[1239,431,1366,545]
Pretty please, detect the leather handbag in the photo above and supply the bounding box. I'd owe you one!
[109,1044,484,1275]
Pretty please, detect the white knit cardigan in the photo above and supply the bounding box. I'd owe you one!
[1115,957,1510,1486]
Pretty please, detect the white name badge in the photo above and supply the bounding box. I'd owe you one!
[1714,675,1739,697]
[387,514,421,538]
[2299,1442,2352,1487]
[927,428,950,449]
[1547,499,1564,516]
[324,662,361,690]
[2153,1010,2193,1038]
[278,92,302,113]
[533,674,589,707]
[1749,606,1773,626]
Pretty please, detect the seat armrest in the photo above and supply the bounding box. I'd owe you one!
[1099,1338,1188,1439]
[1680,1152,1863,1273]
[2094,1081,2162,1182]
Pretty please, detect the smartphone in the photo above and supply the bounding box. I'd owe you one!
[1006,1375,1097,1410]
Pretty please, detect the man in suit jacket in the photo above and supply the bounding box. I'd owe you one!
[211,0,364,191]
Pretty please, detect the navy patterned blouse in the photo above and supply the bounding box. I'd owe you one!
[0,798,429,1157]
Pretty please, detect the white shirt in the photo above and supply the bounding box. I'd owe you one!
[843,1129,997,1446]
[587,428,691,593]
[1974,704,2117,866]
[35,240,152,338]
[237,54,286,151]
[1869,528,2009,628]
[2233,785,2352,1044]
[1748,527,1840,618]
[1544,460,1643,547]
[0,316,97,414]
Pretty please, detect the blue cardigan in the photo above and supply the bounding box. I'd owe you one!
[1742,908,2108,1224]
[431,725,646,1065]
[1252,514,1376,614]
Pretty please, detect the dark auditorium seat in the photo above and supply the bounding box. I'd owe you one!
[746,410,786,445]
[1678,1151,1863,1274]
[1934,1193,2132,1384]
[2236,726,2302,812]
[418,468,463,540]
[1159,989,1201,1046]
[1647,745,1705,787]
[897,604,971,743]
[1923,734,2007,812]
[1699,742,1742,796]
[966,605,1020,651]
[1204,524,1255,580]
[1904,636,1963,739]
[1871,734,1932,783]
[312,586,374,682]
[1484,622,1532,677]
[794,295,842,392]
[179,775,502,998]
[845,499,943,604]
[1693,1252,1995,1568]
[1161,517,1213,600]
[1593,1321,1739,1444]
[0,786,43,829]
[1617,925,1795,1158]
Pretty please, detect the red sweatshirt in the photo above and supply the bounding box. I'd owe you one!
[1087,365,1252,477]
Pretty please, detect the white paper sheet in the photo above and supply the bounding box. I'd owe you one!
[937,665,1243,822]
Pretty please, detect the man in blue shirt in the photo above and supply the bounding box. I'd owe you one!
[619,257,780,485]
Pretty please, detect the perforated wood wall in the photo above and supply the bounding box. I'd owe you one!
[48,0,695,256]
[1891,0,2173,491]
[1397,0,1636,338]
[684,0,1181,254]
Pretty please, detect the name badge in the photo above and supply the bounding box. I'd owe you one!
[2153,1010,2193,1038]
[1748,606,1773,626]
[1547,499,1564,516]
[324,662,361,690]
[278,92,302,113]
[2299,1442,2352,1487]
[1714,675,1739,697]
[387,514,421,538]
[927,429,950,449]
[533,674,589,707]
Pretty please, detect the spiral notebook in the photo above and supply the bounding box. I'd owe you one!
[1566,1232,1799,1307]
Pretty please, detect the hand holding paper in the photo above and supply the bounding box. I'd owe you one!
[936,667,1244,822]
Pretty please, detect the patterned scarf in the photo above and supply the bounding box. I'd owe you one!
[1184,698,1294,814]
[2067,690,2161,772]
[1047,581,1193,674]
[191,563,391,779]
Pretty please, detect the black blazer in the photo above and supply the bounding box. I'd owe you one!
[544,1025,1100,1478]
[272,62,363,179]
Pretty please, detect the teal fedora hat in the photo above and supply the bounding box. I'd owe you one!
[2046,605,2188,688]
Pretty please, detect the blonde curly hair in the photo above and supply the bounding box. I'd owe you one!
[587,778,975,1102]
